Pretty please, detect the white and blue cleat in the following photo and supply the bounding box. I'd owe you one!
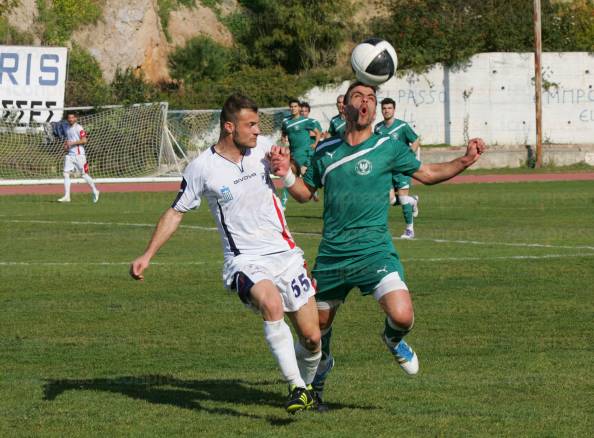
[383,337,419,375]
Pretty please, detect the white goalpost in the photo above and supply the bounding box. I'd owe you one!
[0,103,288,186]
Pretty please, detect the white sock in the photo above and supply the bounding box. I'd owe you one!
[294,341,322,385]
[406,223,414,231]
[263,320,305,388]
[63,172,71,198]
[82,173,98,193]
[398,195,414,206]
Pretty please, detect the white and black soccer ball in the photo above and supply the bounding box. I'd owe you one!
[351,38,398,86]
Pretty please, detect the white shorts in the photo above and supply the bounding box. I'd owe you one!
[223,248,315,313]
[64,155,89,174]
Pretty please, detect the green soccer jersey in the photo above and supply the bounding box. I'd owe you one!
[328,114,346,137]
[282,115,318,153]
[374,119,418,147]
[304,134,421,258]
[310,118,322,146]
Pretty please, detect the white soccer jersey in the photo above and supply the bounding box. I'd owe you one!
[66,123,87,156]
[172,136,297,261]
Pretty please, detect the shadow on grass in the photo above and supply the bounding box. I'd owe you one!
[43,375,377,425]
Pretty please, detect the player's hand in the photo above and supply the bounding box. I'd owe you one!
[130,254,150,281]
[463,138,486,167]
[269,145,291,177]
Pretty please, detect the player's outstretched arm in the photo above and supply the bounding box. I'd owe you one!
[130,208,184,280]
[413,138,486,185]
[269,145,316,203]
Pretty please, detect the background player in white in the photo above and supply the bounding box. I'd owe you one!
[58,112,100,203]
[129,94,321,414]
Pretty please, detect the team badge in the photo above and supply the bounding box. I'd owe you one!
[355,159,372,176]
[220,186,234,203]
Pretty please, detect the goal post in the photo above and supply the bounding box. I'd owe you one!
[0,103,309,186]
[0,102,185,185]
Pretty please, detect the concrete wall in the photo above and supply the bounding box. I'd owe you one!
[305,52,594,146]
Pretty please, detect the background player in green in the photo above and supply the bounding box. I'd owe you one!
[282,98,320,175]
[326,94,346,138]
[269,81,486,408]
[375,97,421,239]
[300,101,323,150]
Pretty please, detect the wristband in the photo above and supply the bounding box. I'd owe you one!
[282,169,296,188]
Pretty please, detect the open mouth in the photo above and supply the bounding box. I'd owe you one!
[360,106,368,116]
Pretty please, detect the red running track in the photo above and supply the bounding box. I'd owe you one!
[1,172,593,196]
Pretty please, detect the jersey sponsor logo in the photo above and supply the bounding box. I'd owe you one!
[377,265,388,274]
[220,185,234,203]
[391,132,401,141]
[355,159,372,176]
[233,172,257,185]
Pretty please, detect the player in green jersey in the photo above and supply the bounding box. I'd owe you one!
[326,94,346,138]
[282,99,321,175]
[374,97,421,239]
[300,101,323,150]
[269,81,486,409]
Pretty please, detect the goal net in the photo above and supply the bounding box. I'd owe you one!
[0,103,289,184]
[166,108,286,160]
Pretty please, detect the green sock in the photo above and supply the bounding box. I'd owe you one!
[321,326,333,361]
[384,317,411,349]
[402,203,414,226]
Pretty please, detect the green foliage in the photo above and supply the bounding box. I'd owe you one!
[65,45,111,107]
[36,0,102,45]
[0,16,35,45]
[111,68,159,105]
[0,0,19,16]
[169,36,233,83]
[372,0,594,72]
[228,0,355,73]
[157,0,196,42]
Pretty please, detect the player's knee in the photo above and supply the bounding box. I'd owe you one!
[398,195,412,205]
[302,330,321,351]
[258,293,283,320]
[63,172,69,178]
[388,307,414,330]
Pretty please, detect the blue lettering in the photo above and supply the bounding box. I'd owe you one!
[562,89,574,104]
[407,90,415,104]
[576,89,586,104]
[417,89,425,105]
[579,109,593,122]
[39,54,59,86]
[589,89,594,102]
[0,53,19,85]
[398,89,406,103]
[26,53,32,86]
[427,90,436,105]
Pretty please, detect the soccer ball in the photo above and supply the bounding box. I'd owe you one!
[350,38,398,86]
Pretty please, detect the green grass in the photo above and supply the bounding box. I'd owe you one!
[1,182,593,436]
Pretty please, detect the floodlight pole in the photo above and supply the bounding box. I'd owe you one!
[533,0,543,168]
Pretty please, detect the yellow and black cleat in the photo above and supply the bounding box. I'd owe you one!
[284,385,314,414]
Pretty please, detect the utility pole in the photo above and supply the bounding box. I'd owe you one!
[534,0,543,168]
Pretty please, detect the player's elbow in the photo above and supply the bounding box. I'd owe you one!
[413,169,437,185]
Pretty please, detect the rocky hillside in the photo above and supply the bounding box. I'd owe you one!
[5,0,237,82]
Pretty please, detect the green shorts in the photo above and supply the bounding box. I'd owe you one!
[291,148,312,170]
[392,173,411,190]
[312,250,406,303]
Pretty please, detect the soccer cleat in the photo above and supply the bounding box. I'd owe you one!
[92,190,100,203]
[311,387,329,413]
[400,229,415,239]
[311,355,334,396]
[284,385,314,414]
[57,196,70,203]
[412,195,419,217]
[383,337,419,375]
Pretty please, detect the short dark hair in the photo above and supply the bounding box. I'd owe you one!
[288,98,300,106]
[220,93,258,129]
[381,97,395,107]
[343,81,378,105]
[65,111,77,118]
[300,101,311,111]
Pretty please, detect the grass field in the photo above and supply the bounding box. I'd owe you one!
[1,181,593,436]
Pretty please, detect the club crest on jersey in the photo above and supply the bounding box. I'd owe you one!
[355,159,372,176]
[219,186,233,203]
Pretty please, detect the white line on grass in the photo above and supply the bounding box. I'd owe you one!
[2,253,594,267]
[0,261,207,266]
[3,219,594,252]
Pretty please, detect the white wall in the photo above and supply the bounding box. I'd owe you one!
[305,52,594,146]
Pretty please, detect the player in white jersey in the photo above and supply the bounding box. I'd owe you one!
[130,94,321,414]
[57,112,100,203]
